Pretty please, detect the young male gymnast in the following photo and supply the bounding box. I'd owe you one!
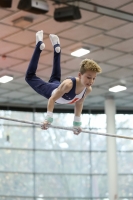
[25,30,102,135]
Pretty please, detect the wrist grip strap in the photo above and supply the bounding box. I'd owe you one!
[45,116,53,123]
[73,121,82,127]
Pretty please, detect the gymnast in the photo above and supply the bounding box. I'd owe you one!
[25,30,102,135]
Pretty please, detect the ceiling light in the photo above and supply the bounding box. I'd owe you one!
[71,48,90,57]
[12,16,33,28]
[109,85,127,93]
[0,75,13,83]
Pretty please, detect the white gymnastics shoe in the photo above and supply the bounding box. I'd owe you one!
[49,34,60,53]
[36,30,45,50]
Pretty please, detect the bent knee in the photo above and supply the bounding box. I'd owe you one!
[25,72,34,81]
[25,74,32,83]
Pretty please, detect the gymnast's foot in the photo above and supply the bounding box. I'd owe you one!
[36,30,45,50]
[49,34,60,53]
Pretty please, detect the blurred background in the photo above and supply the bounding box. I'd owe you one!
[0,0,133,200]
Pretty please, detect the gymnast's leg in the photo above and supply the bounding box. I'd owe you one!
[25,31,58,99]
[48,34,61,84]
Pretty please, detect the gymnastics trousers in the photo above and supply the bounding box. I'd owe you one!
[25,41,61,99]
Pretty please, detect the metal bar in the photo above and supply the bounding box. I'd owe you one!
[0,116,133,140]
[63,0,133,22]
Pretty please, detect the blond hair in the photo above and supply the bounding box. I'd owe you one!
[80,59,102,74]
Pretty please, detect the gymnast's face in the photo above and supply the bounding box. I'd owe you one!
[79,70,97,87]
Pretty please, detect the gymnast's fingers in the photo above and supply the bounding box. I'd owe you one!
[73,128,81,135]
[41,122,50,130]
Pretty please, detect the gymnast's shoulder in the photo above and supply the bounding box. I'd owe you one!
[57,79,73,92]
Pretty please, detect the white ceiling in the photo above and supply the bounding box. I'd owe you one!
[0,0,133,110]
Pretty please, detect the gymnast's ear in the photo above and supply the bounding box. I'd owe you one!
[78,72,82,78]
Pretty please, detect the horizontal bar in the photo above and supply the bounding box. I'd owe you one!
[0,116,133,140]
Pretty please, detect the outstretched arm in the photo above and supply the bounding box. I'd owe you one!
[74,86,92,116]
[41,80,72,130]
[74,100,84,117]
[73,87,92,135]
